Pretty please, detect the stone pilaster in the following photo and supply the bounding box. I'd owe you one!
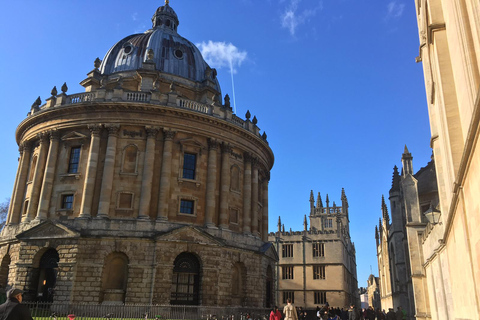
[251,158,259,236]
[8,142,32,224]
[219,143,232,229]
[138,126,159,219]
[157,129,175,220]
[79,125,102,218]
[36,130,60,220]
[243,152,252,234]
[205,138,218,227]
[24,133,48,222]
[97,125,119,218]
[262,171,270,241]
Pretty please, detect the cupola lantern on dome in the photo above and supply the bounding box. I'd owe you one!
[152,0,179,31]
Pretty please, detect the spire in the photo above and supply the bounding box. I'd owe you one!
[278,216,282,232]
[316,192,323,208]
[341,188,347,201]
[390,165,401,192]
[381,195,389,223]
[304,215,308,231]
[375,226,379,240]
[401,145,413,177]
[326,194,330,208]
[310,190,315,214]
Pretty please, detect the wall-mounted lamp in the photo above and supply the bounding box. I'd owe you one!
[424,203,442,225]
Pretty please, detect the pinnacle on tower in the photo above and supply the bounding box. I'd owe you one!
[381,195,389,222]
[402,145,414,176]
[304,215,308,231]
[278,216,282,232]
[390,165,401,192]
[317,192,323,208]
[375,225,379,240]
[326,194,330,207]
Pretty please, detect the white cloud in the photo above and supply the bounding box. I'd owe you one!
[281,0,323,36]
[386,1,405,19]
[132,12,138,21]
[197,41,247,74]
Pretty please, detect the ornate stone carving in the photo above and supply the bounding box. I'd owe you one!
[224,94,230,108]
[207,138,219,150]
[245,110,251,120]
[147,49,154,61]
[51,86,58,97]
[163,129,176,140]
[37,132,49,144]
[252,116,257,125]
[61,82,68,94]
[243,152,252,162]
[88,124,102,135]
[251,156,258,167]
[19,141,32,154]
[105,125,120,136]
[94,57,102,69]
[49,129,60,140]
[145,126,160,138]
[221,142,232,154]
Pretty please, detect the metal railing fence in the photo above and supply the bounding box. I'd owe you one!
[24,302,270,320]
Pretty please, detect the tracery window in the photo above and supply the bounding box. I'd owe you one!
[171,253,200,305]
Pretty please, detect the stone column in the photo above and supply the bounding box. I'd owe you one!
[97,125,119,218]
[251,158,259,236]
[24,133,49,222]
[262,172,270,241]
[36,130,60,220]
[157,129,175,221]
[8,141,32,224]
[204,139,218,227]
[219,143,232,228]
[138,126,159,219]
[242,152,252,234]
[79,125,102,218]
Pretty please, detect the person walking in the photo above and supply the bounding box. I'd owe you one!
[348,305,356,320]
[283,298,298,320]
[0,288,33,320]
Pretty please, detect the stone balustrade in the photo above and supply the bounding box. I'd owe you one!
[30,90,268,143]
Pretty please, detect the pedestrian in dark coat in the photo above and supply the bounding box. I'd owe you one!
[0,288,33,320]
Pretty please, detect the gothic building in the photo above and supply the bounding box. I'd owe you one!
[411,0,480,318]
[0,2,276,307]
[268,190,358,310]
[375,150,438,319]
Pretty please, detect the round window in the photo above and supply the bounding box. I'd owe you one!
[123,42,133,55]
[174,49,183,59]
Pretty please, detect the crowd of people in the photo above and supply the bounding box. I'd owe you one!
[270,300,407,320]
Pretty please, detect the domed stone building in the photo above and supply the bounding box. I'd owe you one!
[0,2,276,307]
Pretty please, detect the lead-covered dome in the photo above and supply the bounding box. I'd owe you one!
[99,2,220,91]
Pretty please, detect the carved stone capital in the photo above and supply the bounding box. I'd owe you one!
[251,156,258,168]
[145,126,160,138]
[49,130,60,141]
[244,152,252,162]
[88,124,102,135]
[19,141,32,154]
[221,142,232,154]
[37,132,49,144]
[105,124,120,136]
[163,129,176,140]
[208,138,219,150]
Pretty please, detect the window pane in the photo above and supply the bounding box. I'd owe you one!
[182,153,196,179]
[180,200,194,214]
[68,147,81,173]
[62,195,74,209]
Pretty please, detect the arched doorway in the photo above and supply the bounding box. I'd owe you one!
[170,252,200,305]
[37,249,59,302]
[0,254,11,289]
[266,265,273,308]
[100,252,129,304]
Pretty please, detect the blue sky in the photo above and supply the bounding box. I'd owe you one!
[0,0,431,287]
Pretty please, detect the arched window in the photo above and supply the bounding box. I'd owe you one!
[231,262,245,306]
[171,252,200,305]
[0,254,11,289]
[37,248,59,302]
[230,165,240,191]
[121,145,138,174]
[100,252,129,304]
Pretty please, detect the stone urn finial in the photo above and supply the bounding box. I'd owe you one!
[94,57,102,69]
[170,82,176,92]
[61,82,68,94]
[224,94,230,108]
[262,132,267,140]
[147,49,154,61]
[51,86,58,97]
[245,110,251,120]
[252,116,257,125]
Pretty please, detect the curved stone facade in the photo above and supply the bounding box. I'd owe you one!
[0,3,276,307]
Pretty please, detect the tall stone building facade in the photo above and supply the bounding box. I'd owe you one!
[268,190,358,310]
[376,153,438,319]
[412,0,480,318]
[0,2,276,307]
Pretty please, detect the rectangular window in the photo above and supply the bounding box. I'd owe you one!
[313,265,326,280]
[61,194,74,210]
[324,218,333,228]
[117,193,133,209]
[68,147,81,173]
[230,208,238,224]
[313,242,325,257]
[180,199,195,214]
[283,291,295,304]
[182,153,196,180]
[282,244,293,258]
[314,291,327,304]
[282,266,294,280]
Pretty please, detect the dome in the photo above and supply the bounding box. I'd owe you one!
[99,2,220,92]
